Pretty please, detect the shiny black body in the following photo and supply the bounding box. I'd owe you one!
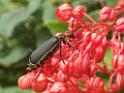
[26,20,81,71]
[27,34,66,71]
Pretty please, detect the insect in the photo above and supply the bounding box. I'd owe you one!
[27,20,81,72]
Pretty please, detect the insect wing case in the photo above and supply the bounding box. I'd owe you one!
[30,36,59,64]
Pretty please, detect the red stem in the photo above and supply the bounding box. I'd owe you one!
[84,12,97,24]
[96,62,112,76]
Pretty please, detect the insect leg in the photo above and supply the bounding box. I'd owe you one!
[63,39,79,51]
[59,44,65,64]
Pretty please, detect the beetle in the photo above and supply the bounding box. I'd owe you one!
[27,20,81,71]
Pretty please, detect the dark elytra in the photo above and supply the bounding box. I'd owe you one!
[27,34,66,71]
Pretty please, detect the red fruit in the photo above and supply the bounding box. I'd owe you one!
[110,34,121,54]
[95,46,105,62]
[116,17,124,32]
[117,54,124,69]
[49,82,67,93]
[86,76,105,88]
[118,0,124,5]
[111,54,118,69]
[110,72,123,92]
[116,17,124,25]
[114,5,124,11]
[56,3,73,22]
[85,76,105,93]
[99,7,116,22]
[68,18,82,31]
[31,73,48,92]
[73,5,86,20]
[18,74,31,89]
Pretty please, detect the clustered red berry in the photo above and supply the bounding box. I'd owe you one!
[18,3,124,93]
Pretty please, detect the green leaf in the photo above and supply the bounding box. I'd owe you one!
[104,47,112,70]
[34,26,52,47]
[96,71,110,87]
[121,33,124,42]
[0,43,4,51]
[118,88,124,93]
[0,0,11,11]
[72,0,101,12]
[45,20,67,35]
[0,0,41,39]
[0,86,33,93]
[89,10,99,21]
[0,46,29,65]
[72,0,88,7]
[106,0,117,7]
[42,1,56,23]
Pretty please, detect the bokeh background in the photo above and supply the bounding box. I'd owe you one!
[0,0,117,93]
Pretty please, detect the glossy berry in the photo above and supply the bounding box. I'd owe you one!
[110,72,123,92]
[18,74,31,89]
[31,73,48,92]
[114,5,124,11]
[56,3,73,22]
[49,82,67,93]
[73,5,86,20]
[118,0,124,5]
[116,17,124,32]
[95,46,105,62]
[85,76,105,93]
[99,7,116,21]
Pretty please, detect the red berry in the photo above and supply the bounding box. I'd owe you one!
[56,3,73,22]
[118,0,124,5]
[18,74,31,89]
[110,72,123,92]
[116,17,124,32]
[99,7,116,22]
[68,18,82,31]
[49,82,67,93]
[95,46,105,62]
[114,5,124,11]
[31,73,48,92]
[85,76,105,93]
[73,5,86,20]
[116,17,124,25]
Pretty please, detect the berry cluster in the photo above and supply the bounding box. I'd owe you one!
[18,3,124,93]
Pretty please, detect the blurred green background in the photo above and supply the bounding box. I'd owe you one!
[0,0,117,93]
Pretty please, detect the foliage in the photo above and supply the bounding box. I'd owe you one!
[0,86,33,93]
